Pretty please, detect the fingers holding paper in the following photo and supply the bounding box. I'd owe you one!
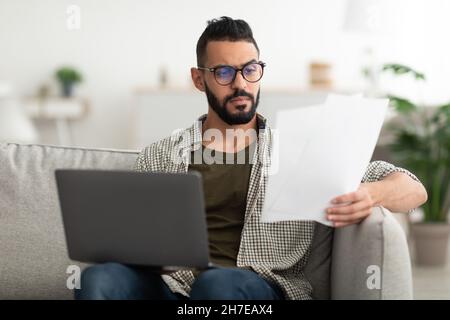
[326,183,376,228]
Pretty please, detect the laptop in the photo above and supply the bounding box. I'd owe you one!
[55,169,211,271]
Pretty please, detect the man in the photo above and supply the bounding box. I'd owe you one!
[76,17,427,300]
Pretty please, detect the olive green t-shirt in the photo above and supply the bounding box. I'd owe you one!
[188,143,255,268]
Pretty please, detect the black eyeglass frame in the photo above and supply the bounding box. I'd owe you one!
[197,61,266,86]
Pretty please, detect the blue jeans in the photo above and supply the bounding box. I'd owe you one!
[75,262,285,300]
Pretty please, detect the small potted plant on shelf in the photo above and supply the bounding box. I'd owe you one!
[382,63,450,266]
[55,66,82,98]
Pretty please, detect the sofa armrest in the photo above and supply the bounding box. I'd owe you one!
[330,206,413,300]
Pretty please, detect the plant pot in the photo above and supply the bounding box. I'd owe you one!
[410,222,450,266]
[61,83,73,97]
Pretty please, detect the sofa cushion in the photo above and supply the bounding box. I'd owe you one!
[0,143,139,299]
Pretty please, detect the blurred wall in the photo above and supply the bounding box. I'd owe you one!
[0,0,449,148]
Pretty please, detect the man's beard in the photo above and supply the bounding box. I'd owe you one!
[204,83,260,125]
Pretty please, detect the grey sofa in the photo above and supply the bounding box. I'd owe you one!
[0,142,413,299]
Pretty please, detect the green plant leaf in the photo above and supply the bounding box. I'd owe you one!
[382,63,425,80]
[387,110,450,222]
[387,95,417,113]
[55,67,82,84]
[439,103,450,117]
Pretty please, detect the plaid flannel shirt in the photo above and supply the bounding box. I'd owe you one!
[134,113,420,300]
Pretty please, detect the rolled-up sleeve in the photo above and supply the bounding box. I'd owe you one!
[362,160,422,213]
[362,160,420,183]
[133,148,149,172]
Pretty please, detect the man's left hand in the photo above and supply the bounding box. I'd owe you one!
[326,183,378,228]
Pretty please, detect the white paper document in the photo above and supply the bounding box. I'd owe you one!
[261,94,389,226]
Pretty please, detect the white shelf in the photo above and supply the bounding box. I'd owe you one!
[23,97,88,120]
[21,97,89,146]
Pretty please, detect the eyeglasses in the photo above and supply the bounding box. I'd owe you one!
[198,61,266,86]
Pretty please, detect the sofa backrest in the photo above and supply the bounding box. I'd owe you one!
[0,142,412,300]
[0,143,139,299]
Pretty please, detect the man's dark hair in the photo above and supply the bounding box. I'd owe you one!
[196,16,260,67]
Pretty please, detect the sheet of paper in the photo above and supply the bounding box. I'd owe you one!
[261,94,389,226]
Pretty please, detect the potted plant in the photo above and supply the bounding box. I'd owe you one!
[382,63,450,266]
[55,66,82,97]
